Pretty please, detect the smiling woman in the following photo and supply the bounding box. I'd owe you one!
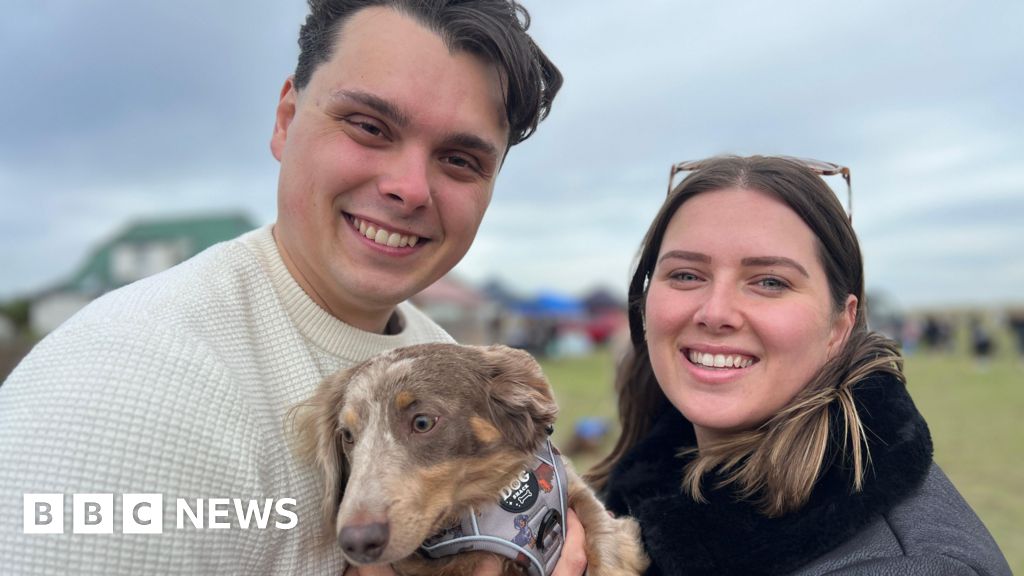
[586,156,1011,575]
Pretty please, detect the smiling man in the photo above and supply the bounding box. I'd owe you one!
[0,1,563,574]
[272,6,514,334]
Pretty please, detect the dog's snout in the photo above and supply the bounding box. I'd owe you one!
[339,521,390,564]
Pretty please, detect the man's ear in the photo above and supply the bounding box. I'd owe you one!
[828,294,858,357]
[270,76,298,162]
[478,345,558,454]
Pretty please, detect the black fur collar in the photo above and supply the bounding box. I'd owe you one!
[604,373,933,576]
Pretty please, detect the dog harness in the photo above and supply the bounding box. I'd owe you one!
[419,439,568,576]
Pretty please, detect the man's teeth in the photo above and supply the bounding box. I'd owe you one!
[352,217,419,248]
[688,350,755,369]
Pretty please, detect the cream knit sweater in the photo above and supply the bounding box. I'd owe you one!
[0,225,453,575]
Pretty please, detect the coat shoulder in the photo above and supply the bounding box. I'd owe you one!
[794,465,1011,576]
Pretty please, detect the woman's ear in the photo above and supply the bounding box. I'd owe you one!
[828,294,859,356]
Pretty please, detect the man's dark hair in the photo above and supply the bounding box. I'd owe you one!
[294,0,562,147]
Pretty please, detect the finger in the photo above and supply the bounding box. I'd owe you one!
[552,508,588,576]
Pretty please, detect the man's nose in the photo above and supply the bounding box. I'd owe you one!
[378,151,431,212]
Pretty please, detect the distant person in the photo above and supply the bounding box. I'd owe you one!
[970,316,995,368]
[587,156,1010,574]
[0,2,586,575]
[922,314,955,354]
[1008,309,1024,362]
[901,314,922,355]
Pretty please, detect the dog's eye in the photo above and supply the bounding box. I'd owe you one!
[411,414,437,434]
[340,428,355,444]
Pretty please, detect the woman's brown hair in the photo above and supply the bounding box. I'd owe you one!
[586,156,904,517]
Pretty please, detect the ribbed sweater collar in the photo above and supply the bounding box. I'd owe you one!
[240,225,446,363]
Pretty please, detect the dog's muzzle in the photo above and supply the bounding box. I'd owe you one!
[419,438,569,576]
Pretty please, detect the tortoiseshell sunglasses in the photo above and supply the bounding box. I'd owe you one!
[666,156,853,221]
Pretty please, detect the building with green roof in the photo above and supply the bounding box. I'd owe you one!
[30,213,256,334]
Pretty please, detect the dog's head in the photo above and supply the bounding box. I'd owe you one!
[291,343,558,566]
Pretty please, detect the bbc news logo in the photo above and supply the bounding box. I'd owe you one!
[23,494,298,534]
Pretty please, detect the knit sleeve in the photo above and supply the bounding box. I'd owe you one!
[0,316,281,574]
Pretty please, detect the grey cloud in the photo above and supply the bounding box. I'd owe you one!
[1,0,1022,308]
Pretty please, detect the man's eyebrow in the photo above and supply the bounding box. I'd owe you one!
[742,256,810,278]
[658,250,711,265]
[330,89,410,128]
[441,132,500,165]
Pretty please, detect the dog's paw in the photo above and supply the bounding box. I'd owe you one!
[591,514,649,575]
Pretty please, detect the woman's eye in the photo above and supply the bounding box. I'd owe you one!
[669,271,701,282]
[756,277,790,290]
[411,414,438,434]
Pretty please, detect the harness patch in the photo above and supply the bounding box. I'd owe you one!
[499,469,540,512]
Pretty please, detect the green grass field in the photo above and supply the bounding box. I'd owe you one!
[540,344,1023,573]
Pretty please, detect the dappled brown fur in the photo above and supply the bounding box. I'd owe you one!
[292,343,648,575]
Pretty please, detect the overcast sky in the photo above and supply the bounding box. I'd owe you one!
[2,0,1022,310]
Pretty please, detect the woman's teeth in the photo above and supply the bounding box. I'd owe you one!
[352,217,419,248]
[688,350,755,369]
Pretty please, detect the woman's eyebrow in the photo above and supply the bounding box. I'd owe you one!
[658,250,710,265]
[742,256,810,278]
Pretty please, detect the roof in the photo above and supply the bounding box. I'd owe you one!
[57,213,256,296]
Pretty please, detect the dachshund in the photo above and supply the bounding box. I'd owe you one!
[292,343,648,576]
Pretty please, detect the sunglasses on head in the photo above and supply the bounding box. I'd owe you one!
[666,156,853,222]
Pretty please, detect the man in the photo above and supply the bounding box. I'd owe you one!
[0,1,576,574]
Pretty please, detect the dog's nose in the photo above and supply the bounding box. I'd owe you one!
[338,521,390,563]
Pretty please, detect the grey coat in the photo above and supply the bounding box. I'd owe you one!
[603,373,1011,575]
[794,464,1010,575]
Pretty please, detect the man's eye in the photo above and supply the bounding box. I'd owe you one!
[442,153,479,172]
[352,120,383,136]
[342,116,389,140]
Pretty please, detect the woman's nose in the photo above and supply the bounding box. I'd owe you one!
[694,284,743,332]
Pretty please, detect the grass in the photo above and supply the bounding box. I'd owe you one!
[540,343,1023,573]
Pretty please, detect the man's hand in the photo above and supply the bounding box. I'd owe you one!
[343,508,588,576]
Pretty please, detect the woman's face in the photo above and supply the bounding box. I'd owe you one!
[644,187,856,446]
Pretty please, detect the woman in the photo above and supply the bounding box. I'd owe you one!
[587,156,1010,575]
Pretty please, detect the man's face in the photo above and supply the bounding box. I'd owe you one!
[271,7,509,332]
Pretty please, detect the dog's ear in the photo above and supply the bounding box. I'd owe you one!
[477,345,559,453]
[290,367,354,535]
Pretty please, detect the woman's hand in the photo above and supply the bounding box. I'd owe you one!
[553,507,588,576]
[463,509,589,575]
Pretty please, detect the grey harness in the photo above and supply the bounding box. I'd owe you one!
[419,439,568,576]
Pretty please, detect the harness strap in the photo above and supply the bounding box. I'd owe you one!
[419,439,568,576]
